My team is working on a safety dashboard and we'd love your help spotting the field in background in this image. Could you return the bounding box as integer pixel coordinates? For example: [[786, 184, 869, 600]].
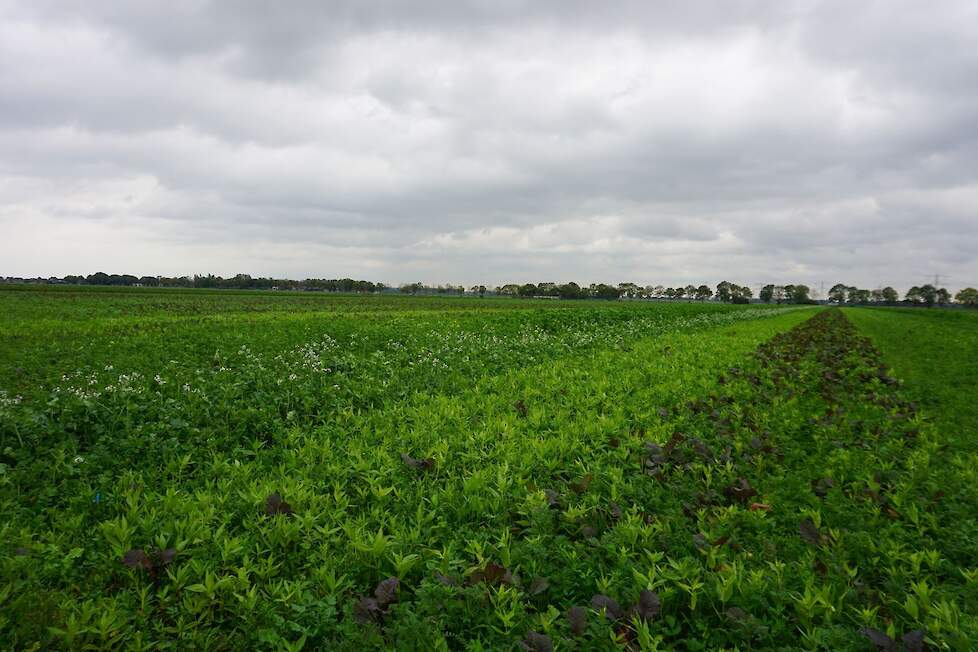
[[1, 289, 976, 650], [846, 308, 978, 445], [0, 286, 761, 392]]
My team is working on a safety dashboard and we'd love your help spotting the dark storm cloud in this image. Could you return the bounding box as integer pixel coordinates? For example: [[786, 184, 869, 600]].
[[1, 0, 976, 290]]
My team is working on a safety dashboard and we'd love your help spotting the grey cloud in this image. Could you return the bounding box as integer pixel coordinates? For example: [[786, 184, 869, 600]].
[[1, 0, 976, 290]]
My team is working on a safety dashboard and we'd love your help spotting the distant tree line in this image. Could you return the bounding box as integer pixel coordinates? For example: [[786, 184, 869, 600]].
[[759, 284, 816, 304], [187, 274, 385, 293], [823, 283, 977, 308], [1, 273, 385, 293], [399, 282, 467, 295], [3, 274, 977, 308], [488, 280, 754, 302]]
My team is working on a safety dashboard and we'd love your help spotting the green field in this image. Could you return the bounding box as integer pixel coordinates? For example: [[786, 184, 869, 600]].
[[845, 308, 978, 447], [1, 288, 976, 650]]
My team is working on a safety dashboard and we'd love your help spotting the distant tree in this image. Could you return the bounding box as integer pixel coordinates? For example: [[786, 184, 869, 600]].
[[229, 273, 254, 289], [782, 284, 795, 304], [936, 288, 951, 306], [918, 284, 938, 307], [87, 272, 110, 285], [955, 287, 978, 307], [828, 283, 848, 304], [731, 284, 752, 304], [715, 281, 733, 303], [790, 284, 811, 304], [160, 276, 192, 288], [650, 285, 666, 299], [537, 282, 559, 297], [518, 283, 538, 297], [592, 284, 622, 300], [497, 284, 520, 297], [772, 285, 786, 304], [558, 282, 586, 299], [760, 284, 775, 303], [881, 286, 898, 304], [673, 286, 686, 301], [617, 282, 641, 299], [194, 274, 220, 289], [138, 276, 160, 287], [696, 285, 713, 301], [904, 284, 944, 307]]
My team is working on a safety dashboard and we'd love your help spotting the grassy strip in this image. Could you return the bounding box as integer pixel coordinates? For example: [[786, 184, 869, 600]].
[[845, 308, 978, 444]]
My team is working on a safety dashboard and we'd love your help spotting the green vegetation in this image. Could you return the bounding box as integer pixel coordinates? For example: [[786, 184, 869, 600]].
[[0, 286, 765, 392], [846, 308, 978, 446], [1, 288, 976, 650]]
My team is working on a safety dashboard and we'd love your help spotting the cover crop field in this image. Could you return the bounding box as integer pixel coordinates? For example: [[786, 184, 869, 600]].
[[1, 287, 976, 650]]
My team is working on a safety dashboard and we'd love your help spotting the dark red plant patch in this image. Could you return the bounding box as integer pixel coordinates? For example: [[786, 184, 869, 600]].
[[121, 547, 177, 579], [434, 572, 458, 587], [591, 594, 623, 620], [662, 431, 685, 455], [724, 478, 757, 504], [122, 549, 152, 571], [528, 576, 549, 595], [566, 605, 588, 635], [811, 477, 835, 498], [354, 577, 400, 624], [400, 452, 435, 472], [468, 562, 515, 587], [799, 518, 826, 547], [514, 399, 528, 418], [859, 627, 926, 652], [629, 589, 661, 621], [570, 473, 593, 494], [520, 631, 553, 652], [543, 489, 561, 509], [264, 493, 293, 516]]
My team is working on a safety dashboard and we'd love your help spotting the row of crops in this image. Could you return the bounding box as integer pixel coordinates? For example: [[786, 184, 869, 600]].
[[1, 298, 975, 649]]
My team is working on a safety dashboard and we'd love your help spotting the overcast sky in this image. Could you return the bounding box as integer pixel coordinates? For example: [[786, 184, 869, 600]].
[[2, 1, 976, 292]]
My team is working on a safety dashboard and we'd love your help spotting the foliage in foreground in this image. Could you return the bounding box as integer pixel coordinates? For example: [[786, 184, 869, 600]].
[[1, 304, 976, 649]]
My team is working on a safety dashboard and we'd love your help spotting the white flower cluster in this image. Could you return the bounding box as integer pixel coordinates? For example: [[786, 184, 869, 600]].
[[291, 335, 338, 373], [0, 390, 23, 408]]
